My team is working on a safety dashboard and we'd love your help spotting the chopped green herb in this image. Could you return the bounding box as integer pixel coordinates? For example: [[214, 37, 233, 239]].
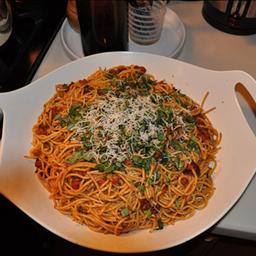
[[143, 158, 151, 172], [174, 157, 184, 170], [121, 208, 129, 217], [157, 218, 164, 230], [160, 151, 170, 165], [104, 72, 116, 79], [170, 140, 183, 151], [54, 114, 66, 127], [68, 104, 81, 117], [114, 161, 124, 170], [54, 67, 213, 176], [95, 162, 115, 173], [175, 198, 181, 209], [132, 155, 143, 166], [100, 155, 108, 163], [184, 114, 196, 124], [97, 88, 110, 95], [147, 171, 160, 185], [144, 210, 153, 218], [81, 136, 93, 149], [136, 183, 145, 193], [165, 175, 170, 185], [157, 131, 165, 141], [65, 150, 94, 164], [175, 93, 187, 108], [132, 155, 151, 172], [187, 136, 200, 154], [65, 151, 82, 164]]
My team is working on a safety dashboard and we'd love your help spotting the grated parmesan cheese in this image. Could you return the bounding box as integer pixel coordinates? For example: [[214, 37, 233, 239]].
[[70, 92, 187, 163]]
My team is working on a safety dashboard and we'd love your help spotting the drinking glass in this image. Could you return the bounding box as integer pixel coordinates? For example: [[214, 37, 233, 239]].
[[129, 0, 167, 45], [75, 0, 128, 56]]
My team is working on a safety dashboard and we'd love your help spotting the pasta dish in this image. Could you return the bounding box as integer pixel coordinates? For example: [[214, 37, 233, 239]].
[[28, 65, 221, 235]]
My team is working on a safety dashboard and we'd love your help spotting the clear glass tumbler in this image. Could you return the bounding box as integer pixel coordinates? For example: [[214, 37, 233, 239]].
[[129, 0, 167, 45]]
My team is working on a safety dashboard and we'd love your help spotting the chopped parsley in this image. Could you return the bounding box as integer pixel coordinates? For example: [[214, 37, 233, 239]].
[[60, 68, 206, 175], [121, 208, 129, 217]]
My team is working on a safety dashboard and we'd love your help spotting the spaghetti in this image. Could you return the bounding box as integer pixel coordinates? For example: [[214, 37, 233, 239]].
[[28, 65, 221, 235]]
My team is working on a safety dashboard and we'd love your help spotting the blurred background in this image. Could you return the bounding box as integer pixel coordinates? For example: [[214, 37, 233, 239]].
[[0, 0, 67, 93]]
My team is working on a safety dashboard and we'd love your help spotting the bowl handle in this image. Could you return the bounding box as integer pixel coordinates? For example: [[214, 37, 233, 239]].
[[232, 80, 256, 138], [0, 92, 13, 111], [237, 80, 256, 102], [0, 92, 17, 143]]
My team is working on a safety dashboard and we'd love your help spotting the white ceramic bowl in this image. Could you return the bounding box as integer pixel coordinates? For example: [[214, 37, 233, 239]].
[[0, 52, 255, 253]]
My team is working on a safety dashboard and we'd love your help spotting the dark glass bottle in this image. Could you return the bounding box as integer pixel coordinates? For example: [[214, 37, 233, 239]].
[[75, 0, 128, 56]]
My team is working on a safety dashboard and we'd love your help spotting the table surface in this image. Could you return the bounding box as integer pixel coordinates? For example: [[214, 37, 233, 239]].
[[33, 1, 256, 241]]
